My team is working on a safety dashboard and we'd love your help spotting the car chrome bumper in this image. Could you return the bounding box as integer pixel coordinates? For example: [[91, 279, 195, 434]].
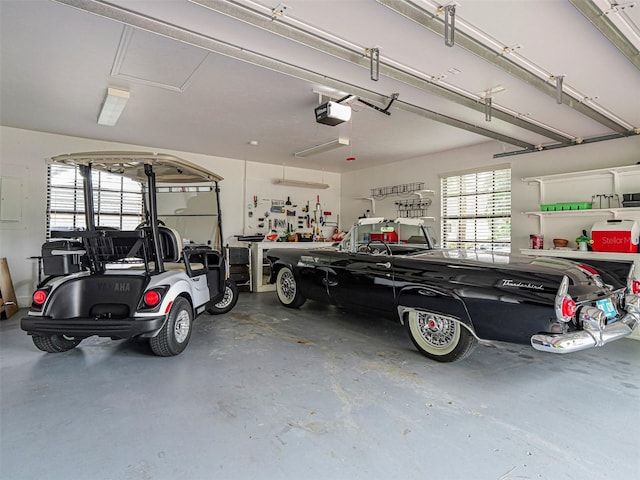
[[531, 311, 639, 354]]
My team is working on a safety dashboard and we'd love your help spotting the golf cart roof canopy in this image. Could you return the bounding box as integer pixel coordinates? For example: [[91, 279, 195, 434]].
[[50, 151, 223, 183]]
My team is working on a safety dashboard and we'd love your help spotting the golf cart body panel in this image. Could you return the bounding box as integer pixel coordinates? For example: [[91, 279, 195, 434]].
[[21, 151, 237, 356]]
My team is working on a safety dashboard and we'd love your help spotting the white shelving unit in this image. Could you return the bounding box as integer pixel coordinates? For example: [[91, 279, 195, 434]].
[[521, 164, 640, 235], [357, 197, 376, 215], [522, 165, 640, 202], [521, 164, 640, 341], [523, 207, 640, 233]]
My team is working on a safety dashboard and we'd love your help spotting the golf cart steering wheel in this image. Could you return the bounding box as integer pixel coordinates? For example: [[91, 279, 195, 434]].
[[136, 219, 165, 229]]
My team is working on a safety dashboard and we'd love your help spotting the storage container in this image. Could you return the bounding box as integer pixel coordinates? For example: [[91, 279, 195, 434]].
[[529, 234, 544, 249], [41, 240, 86, 275], [298, 233, 314, 242], [591, 220, 639, 253], [540, 202, 592, 211], [622, 193, 640, 208], [370, 231, 399, 243]]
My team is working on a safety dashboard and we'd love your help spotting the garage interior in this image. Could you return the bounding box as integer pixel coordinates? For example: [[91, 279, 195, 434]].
[[1, 1, 639, 479]]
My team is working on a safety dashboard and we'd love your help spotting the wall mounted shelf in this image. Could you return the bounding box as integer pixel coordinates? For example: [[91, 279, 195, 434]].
[[357, 197, 376, 215], [524, 207, 640, 218], [522, 164, 640, 204], [522, 164, 640, 235], [370, 182, 425, 198]]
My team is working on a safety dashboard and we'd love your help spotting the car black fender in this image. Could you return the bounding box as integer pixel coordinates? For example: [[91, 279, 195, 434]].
[[395, 284, 478, 338], [268, 259, 295, 285]]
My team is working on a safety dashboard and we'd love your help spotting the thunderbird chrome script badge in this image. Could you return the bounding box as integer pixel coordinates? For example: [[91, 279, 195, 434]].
[[501, 279, 544, 290]]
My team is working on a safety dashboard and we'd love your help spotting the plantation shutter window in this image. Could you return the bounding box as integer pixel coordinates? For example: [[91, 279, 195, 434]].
[[440, 166, 511, 252], [47, 163, 144, 237]]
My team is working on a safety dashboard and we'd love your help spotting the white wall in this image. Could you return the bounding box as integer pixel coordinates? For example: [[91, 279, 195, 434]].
[[341, 136, 640, 249], [2, 124, 638, 305], [0, 126, 340, 304]]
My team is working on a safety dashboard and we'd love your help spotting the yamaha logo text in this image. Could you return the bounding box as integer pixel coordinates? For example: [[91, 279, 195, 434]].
[[98, 281, 131, 292]]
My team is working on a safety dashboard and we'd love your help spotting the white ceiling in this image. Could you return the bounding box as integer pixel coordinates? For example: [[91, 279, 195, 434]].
[[1, 0, 639, 173]]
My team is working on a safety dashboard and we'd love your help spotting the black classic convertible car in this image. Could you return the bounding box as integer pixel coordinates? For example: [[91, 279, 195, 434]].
[[267, 218, 640, 362]]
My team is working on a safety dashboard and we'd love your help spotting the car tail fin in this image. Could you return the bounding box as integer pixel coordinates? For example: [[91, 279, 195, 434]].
[[627, 263, 640, 294], [555, 276, 576, 323]]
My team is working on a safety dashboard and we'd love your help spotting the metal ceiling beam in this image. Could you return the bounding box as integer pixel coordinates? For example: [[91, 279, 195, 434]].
[[52, 0, 535, 149], [494, 130, 639, 158], [189, 0, 569, 143], [377, 0, 632, 135], [568, 0, 640, 71]]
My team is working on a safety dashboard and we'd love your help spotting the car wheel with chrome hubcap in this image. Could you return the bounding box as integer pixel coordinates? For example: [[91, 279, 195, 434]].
[[276, 266, 306, 308], [406, 311, 476, 362]]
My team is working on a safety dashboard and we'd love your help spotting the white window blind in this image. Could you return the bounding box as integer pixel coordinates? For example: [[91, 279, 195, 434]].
[[47, 163, 144, 236], [441, 166, 511, 252]]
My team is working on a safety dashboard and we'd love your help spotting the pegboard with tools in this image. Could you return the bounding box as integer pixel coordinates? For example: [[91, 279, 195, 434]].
[[245, 193, 338, 240]]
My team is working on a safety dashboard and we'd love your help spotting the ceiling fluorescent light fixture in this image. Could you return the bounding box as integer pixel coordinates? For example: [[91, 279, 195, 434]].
[[276, 179, 329, 189], [98, 87, 130, 126], [294, 137, 349, 158]]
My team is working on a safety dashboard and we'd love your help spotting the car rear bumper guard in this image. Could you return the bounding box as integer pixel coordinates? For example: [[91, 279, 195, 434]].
[[531, 295, 640, 354], [21, 315, 167, 340]]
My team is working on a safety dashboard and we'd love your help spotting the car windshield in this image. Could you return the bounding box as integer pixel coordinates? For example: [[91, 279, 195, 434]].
[[156, 184, 220, 246], [340, 218, 432, 253]]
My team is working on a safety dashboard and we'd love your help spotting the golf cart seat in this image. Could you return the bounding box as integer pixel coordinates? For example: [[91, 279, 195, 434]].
[[158, 226, 182, 262]]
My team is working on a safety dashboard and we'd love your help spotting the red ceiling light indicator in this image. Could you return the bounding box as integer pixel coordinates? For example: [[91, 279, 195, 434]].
[[346, 156, 356, 161]]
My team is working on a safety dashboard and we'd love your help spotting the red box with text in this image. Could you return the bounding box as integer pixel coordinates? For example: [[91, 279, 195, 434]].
[[591, 220, 639, 253]]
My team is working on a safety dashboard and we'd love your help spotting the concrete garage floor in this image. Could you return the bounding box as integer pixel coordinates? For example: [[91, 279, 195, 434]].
[[1, 291, 638, 480]]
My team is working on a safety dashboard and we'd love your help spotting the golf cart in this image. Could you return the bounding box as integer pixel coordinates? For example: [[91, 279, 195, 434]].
[[21, 151, 238, 356]]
